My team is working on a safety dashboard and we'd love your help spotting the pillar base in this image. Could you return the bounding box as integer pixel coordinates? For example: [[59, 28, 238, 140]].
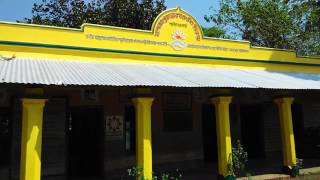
[[282, 166, 299, 177], [217, 174, 236, 180]]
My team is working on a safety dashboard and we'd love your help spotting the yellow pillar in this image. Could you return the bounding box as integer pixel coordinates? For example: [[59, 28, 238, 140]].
[[211, 96, 233, 178], [274, 97, 297, 169], [20, 98, 47, 180], [132, 97, 154, 180]]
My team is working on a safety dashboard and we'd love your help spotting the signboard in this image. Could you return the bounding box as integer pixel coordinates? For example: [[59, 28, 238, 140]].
[[0, 7, 253, 62], [84, 8, 249, 54], [0, 7, 316, 66]]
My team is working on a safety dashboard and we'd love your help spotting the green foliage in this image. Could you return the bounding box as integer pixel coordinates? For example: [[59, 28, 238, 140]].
[[205, 0, 320, 56], [128, 167, 145, 180], [228, 140, 248, 177], [202, 26, 227, 38], [127, 167, 182, 180], [296, 158, 304, 170], [21, 0, 166, 30], [291, 158, 304, 177]]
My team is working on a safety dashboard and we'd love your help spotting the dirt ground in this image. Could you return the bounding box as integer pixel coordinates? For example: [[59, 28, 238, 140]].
[[237, 167, 320, 180]]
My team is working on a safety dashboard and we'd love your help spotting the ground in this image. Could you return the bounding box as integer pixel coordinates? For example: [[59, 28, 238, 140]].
[[238, 167, 320, 180]]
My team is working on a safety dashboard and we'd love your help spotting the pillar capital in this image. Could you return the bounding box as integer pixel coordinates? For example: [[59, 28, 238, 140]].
[[208, 88, 233, 96], [274, 97, 294, 105], [210, 96, 233, 105], [25, 88, 44, 96], [132, 97, 154, 106], [21, 98, 47, 106], [133, 88, 152, 97]]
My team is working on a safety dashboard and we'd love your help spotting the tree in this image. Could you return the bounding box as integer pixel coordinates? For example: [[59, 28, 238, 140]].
[[202, 26, 227, 38], [21, 0, 166, 30], [205, 0, 320, 56], [291, 0, 320, 56]]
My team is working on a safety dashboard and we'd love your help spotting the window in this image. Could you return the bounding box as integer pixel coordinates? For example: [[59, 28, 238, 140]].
[[124, 105, 136, 154], [162, 93, 193, 132], [163, 111, 192, 132]]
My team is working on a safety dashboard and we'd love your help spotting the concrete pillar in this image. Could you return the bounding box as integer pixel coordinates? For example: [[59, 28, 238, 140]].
[[132, 97, 154, 180], [20, 98, 47, 180], [274, 97, 297, 171], [211, 96, 233, 178]]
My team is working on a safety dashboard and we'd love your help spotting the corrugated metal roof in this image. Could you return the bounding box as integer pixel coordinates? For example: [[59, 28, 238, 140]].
[[1, 58, 320, 89]]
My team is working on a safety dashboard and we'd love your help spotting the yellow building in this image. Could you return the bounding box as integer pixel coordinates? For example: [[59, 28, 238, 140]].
[[0, 8, 319, 180]]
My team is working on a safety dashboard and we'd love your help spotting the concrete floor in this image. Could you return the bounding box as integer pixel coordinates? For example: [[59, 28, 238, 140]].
[[103, 158, 320, 180], [1, 158, 319, 180]]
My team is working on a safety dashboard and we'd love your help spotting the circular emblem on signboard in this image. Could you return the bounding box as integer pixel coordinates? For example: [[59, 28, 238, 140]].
[[171, 30, 187, 51], [172, 29, 186, 41]]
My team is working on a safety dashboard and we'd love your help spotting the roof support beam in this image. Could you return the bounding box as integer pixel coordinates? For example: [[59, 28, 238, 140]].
[[132, 97, 154, 180], [211, 96, 234, 179], [20, 98, 47, 180], [274, 97, 297, 176]]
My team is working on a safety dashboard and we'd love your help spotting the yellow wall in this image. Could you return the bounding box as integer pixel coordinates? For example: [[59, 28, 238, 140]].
[[0, 8, 319, 73]]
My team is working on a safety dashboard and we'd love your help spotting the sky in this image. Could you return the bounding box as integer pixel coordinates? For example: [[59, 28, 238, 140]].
[[0, 0, 218, 27]]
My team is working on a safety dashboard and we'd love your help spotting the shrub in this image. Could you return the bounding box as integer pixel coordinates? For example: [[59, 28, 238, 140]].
[[228, 140, 248, 177], [127, 167, 182, 180]]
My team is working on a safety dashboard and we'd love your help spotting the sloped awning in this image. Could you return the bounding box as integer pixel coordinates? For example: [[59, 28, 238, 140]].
[[1, 58, 320, 89]]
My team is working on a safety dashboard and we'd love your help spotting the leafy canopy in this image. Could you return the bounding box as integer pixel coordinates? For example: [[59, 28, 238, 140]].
[[202, 26, 227, 39], [205, 0, 320, 56], [22, 0, 166, 30]]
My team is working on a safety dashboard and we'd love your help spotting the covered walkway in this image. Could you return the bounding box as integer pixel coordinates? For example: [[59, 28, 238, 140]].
[[1, 58, 320, 89]]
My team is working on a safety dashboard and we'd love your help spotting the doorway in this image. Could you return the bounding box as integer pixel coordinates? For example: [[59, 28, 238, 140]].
[[0, 108, 11, 180], [291, 104, 307, 158], [201, 104, 218, 162], [69, 107, 105, 178], [240, 105, 265, 159]]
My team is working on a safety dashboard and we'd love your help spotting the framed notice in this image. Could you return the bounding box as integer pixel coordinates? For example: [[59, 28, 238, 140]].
[[81, 88, 98, 102], [106, 115, 124, 139]]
